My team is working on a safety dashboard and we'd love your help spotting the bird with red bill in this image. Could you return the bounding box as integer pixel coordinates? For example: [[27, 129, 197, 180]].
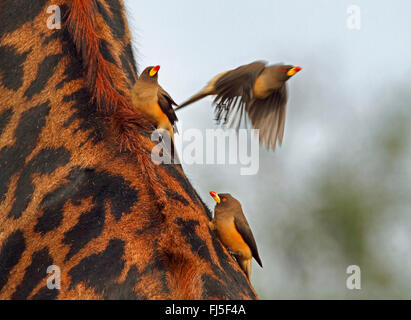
[[209, 191, 262, 280], [176, 61, 302, 150]]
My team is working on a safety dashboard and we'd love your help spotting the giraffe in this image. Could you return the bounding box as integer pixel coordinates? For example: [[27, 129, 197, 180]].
[[0, 0, 258, 299]]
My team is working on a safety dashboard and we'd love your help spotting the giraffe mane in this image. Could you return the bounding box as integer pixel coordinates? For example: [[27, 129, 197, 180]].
[[66, 0, 166, 203], [66, 0, 153, 152]]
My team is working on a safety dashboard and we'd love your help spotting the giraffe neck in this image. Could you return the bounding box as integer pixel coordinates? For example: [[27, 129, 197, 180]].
[[0, 0, 258, 300]]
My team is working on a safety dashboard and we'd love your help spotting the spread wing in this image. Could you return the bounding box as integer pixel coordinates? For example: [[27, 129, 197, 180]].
[[246, 85, 287, 150], [213, 61, 267, 128], [158, 86, 179, 130], [233, 211, 263, 268]]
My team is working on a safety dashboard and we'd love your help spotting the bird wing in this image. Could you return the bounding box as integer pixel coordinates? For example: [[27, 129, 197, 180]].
[[246, 84, 288, 150], [213, 61, 267, 129], [158, 86, 179, 130], [233, 211, 263, 268]]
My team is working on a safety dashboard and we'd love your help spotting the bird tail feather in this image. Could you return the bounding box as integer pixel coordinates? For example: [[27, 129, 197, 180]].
[[175, 90, 210, 110], [239, 258, 252, 280]]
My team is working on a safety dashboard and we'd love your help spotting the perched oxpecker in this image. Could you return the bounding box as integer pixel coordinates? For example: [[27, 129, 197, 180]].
[[209, 191, 262, 280]]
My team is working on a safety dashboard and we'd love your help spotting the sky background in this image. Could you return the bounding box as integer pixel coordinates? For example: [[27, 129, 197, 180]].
[[125, 0, 411, 299]]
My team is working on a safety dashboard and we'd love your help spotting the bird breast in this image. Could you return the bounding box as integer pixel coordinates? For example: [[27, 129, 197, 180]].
[[132, 82, 157, 107], [253, 68, 283, 99], [131, 82, 170, 125], [214, 216, 252, 259]]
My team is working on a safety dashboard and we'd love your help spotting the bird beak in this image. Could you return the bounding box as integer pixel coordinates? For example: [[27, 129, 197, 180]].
[[149, 65, 160, 77], [287, 66, 302, 77], [209, 191, 221, 204]]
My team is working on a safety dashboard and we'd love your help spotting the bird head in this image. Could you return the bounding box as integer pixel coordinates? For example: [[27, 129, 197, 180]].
[[273, 65, 302, 81], [139, 65, 160, 82], [209, 191, 241, 209]]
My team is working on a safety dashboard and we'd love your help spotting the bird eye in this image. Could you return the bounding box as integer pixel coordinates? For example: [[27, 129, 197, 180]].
[[145, 71, 148, 75], [282, 68, 287, 73], [222, 198, 227, 202]]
